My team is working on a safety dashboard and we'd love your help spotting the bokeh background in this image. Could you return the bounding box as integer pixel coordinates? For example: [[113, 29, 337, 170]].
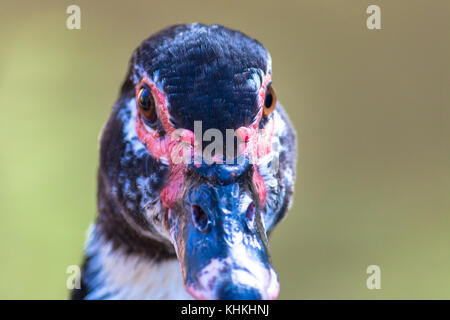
[[0, 0, 449, 299]]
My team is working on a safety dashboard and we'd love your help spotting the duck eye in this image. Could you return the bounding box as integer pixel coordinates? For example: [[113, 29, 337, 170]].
[[263, 84, 277, 117], [137, 86, 157, 124]]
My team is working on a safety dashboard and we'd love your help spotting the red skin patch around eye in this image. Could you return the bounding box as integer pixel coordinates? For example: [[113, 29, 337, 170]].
[[135, 76, 191, 208], [135, 73, 274, 208]]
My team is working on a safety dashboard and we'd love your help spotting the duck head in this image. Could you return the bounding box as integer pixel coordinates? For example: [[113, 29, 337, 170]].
[[94, 24, 297, 300]]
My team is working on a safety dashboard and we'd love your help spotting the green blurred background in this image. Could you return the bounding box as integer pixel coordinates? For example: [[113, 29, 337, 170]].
[[0, 0, 449, 299]]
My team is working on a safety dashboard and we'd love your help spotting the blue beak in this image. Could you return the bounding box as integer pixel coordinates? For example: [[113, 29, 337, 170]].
[[169, 174, 279, 300]]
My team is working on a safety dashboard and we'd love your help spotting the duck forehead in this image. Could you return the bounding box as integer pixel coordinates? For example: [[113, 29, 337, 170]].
[[165, 68, 264, 133], [136, 24, 270, 79]]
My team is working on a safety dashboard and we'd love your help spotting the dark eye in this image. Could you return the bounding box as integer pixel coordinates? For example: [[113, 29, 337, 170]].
[[137, 85, 157, 124], [263, 84, 277, 117]]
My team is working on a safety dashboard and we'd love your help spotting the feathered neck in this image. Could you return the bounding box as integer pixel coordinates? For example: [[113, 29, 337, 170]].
[[81, 225, 191, 300]]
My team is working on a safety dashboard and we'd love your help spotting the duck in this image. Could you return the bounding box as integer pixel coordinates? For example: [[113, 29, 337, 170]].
[[71, 23, 297, 300]]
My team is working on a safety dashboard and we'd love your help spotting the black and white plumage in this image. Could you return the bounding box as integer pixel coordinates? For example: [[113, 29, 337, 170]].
[[72, 23, 297, 300]]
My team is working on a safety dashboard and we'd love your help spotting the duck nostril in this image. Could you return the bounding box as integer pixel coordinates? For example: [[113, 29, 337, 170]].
[[191, 205, 210, 232], [245, 202, 256, 230]]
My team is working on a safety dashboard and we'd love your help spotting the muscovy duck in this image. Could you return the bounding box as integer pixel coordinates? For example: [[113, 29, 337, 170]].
[[72, 23, 297, 300]]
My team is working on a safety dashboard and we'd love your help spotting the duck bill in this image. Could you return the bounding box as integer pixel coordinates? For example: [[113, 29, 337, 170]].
[[168, 182, 279, 300]]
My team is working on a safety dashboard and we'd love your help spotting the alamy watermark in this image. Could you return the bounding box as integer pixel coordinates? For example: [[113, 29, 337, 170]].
[[66, 265, 81, 289], [66, 5, 81, 30], [158, 120, 280, 173], [366, 265, 381, 290], [366, 5, 381, 30]]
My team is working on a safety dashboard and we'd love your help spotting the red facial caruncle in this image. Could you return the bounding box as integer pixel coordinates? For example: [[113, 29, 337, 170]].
[[134, 73, 276, 209]]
